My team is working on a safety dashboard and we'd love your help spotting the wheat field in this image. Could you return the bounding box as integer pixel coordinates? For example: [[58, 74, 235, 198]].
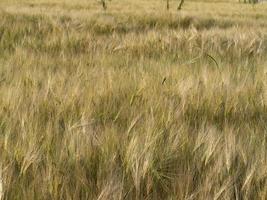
[[0, 0, 267, 199]]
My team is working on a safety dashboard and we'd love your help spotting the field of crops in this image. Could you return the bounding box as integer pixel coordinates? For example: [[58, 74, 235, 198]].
[[0, 0, 267, 199]]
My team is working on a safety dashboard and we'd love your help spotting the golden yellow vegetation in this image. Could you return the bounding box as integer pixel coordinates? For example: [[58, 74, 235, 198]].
[[0, 0, 267, 199]]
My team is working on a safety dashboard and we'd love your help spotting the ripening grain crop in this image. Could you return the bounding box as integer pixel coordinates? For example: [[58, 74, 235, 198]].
[[0, 0, 267, 199]]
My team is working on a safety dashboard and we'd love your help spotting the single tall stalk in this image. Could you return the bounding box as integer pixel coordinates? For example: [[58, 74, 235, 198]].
[[177, 0, 184, 10], [101, 0, 107, 10]]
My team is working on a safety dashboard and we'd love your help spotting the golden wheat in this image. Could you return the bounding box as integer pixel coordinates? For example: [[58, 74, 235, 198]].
[[0, 0, 267, 199]]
